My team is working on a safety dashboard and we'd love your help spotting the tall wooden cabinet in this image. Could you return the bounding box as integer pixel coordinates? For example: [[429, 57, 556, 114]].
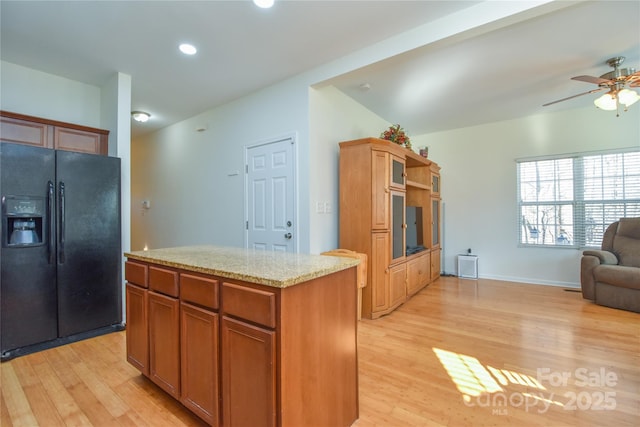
[[339, 137, 441, 319]]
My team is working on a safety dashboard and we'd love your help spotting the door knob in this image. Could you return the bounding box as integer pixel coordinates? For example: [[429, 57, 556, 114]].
[[284, 233, 292, 239]]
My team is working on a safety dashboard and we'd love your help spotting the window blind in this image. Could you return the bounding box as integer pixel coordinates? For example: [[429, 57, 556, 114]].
[[517, 149, 640, 248]]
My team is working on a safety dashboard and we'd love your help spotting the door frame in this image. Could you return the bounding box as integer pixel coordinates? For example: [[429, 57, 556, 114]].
[[244, 132, 298, 252]]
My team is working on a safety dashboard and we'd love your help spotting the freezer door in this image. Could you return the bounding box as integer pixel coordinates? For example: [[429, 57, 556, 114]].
[[56, 151, 121, 337], [1, 142, 58, 353]]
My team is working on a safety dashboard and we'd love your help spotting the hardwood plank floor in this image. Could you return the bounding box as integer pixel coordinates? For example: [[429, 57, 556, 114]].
[[2, 277, 638, 426]]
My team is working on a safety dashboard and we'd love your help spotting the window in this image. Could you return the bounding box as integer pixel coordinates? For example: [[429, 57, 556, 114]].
[[517, 149, 640, 248]]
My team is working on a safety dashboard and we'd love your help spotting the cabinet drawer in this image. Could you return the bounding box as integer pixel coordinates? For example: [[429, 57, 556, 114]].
[[222, 282, 276, 328], [149, 266, 179, 297], [181, 273, 219, 310], [125, 261, 148, 288]]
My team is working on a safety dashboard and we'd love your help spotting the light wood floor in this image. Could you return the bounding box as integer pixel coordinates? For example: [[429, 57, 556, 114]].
[[2, 277, 639, 426]]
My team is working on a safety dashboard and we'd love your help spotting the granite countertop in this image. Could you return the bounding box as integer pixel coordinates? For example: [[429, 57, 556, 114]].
[[124, 245, 360, 288]]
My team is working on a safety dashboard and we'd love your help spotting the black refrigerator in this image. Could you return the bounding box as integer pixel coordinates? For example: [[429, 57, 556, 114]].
[[1, 142, 123, 360]]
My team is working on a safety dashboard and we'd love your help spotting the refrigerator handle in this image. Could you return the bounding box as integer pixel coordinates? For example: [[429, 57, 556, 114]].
[[48, 181, 55, 264], [59, 181, 65, 264]]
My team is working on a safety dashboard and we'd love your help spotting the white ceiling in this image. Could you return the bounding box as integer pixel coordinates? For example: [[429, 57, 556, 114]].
[[1, 1, 639, 139]]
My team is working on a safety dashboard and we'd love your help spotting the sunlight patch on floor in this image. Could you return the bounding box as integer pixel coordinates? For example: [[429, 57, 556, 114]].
[[433, 347, 549, 398]]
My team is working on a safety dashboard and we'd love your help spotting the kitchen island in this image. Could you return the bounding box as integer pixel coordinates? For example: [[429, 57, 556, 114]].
[[124, 245, 360, 427]]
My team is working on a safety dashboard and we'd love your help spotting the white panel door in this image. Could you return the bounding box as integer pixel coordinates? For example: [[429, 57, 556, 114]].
[[246, 137, 296, 252]]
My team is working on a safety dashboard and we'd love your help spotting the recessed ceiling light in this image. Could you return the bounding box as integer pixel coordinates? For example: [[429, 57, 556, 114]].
[[179, 43, 197, 55], [253, 0, 274, 9]]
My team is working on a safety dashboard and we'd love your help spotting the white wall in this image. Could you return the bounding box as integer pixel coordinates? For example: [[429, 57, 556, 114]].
[[1, 61, 101, 127], [131, 75, 312, 252], [411, 105, 640, 287], [308, 85, 389, 254]]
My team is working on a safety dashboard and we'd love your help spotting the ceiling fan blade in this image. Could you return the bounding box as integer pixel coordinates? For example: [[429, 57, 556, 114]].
[[571, 75, 611, 85], [542, 88, 605, 107], [627, 71, 640, 87]]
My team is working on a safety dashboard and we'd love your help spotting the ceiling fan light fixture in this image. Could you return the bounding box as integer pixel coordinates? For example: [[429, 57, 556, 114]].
[[593, 93, 617, 111], [617, 88, 640, 107]]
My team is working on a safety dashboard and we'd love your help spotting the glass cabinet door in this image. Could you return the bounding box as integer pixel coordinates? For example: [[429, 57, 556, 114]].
[[431, 198, 440, 246], [431, 173, 440, 194], [391, 156, 405, 189], [392, 191, 405, 260]]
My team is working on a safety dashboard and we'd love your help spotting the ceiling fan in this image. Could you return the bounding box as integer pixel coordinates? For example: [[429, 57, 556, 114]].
[[543, 56, 640, 115]]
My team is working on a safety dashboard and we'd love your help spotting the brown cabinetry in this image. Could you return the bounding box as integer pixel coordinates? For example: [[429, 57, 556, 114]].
[[125, 261, 149, 374], [181, 302, 219, 425], [148, 291, 180, 399], [179, 273, 219, 425], [371, 150, 390, 230], [0, 111, 108, 155], [340, 137, 442, 318], [221, 281, 277, 427], [407, 251, 430, 296], [221, 316, 276, 427], [370, 232, 390, 313], [125, 257, 358, 427], [389, 263, 407, 308]]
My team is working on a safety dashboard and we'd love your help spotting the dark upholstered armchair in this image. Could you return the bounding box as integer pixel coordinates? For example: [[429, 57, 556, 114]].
[[580, 218, 640, 312]]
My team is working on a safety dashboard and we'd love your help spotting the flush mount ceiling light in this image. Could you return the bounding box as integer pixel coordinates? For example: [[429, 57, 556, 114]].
[[131, 111, 151, 123], [253, 0, 274, 8], [544, 56, 640, 117], [179, 43, 197, 55]]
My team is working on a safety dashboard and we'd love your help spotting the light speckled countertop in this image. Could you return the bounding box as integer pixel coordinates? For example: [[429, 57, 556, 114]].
[[124, 245, 360, 288]]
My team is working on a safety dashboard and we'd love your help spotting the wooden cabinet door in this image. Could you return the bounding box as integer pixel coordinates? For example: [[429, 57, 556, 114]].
[[370, 232, 390, 315], [389, 263, 407, 309], [407, 252, 430, 296], [149, 291, 180, 399], [221, 316, 276, 427], [181, 302, 219, 427], [54, 126, 107, 155], [371, 150, 390, 230], [125, 283, 148, 375], [0, 116, 52, 148], [431, 248, 441, 280]]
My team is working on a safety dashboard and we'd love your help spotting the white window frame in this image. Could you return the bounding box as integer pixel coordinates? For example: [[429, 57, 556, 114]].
[[517, 148, 640, 249]]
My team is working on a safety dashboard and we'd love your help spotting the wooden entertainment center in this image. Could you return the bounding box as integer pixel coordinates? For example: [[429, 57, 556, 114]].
[[339, 137, 441, 319]]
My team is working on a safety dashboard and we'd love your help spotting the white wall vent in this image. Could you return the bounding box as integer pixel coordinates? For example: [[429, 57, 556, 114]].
[[457, 255, 478, 279]]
